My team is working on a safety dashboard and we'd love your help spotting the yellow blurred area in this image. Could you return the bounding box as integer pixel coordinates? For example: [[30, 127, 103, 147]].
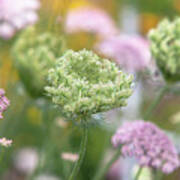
[[41, 0, 117, 18], [27, 107, 42, 125], [140, 13, 161, 34], [174, 0, 180, 11], [0, 50, 18, 89]]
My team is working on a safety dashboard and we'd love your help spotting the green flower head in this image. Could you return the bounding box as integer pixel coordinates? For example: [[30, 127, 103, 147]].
[[148, 18, 180, 82], [13, 26, 66, 97], [45, 49, 133, 119]]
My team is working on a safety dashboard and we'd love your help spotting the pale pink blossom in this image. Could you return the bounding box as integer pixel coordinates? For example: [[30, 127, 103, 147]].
[[61, 152, 79, 162], [65, 7, 118, 38], [96, 35, 151, 72], [0, 0, 40, 39], [0, 137, 12, 147]]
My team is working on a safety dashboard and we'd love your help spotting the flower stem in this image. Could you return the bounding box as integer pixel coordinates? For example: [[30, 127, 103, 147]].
[[144, 85, 169, 120], [68, 125, 88, 180], [155, 170, 163, 180], [93, 148, 121, 180], [134, 167, 143, 180]]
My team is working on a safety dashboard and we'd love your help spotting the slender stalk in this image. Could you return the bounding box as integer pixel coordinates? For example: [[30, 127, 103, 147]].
[[154, 170, 163, 180], [134, 167, 143, 180], [93, 148, 121, 180], [68, 125, 88, 180], [144, 85, 169, 120]]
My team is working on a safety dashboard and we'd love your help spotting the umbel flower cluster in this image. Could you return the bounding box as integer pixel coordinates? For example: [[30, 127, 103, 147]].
[[45, 49, 133, 119], [0, 89, 10, 119], [13, 26, 66, 97], [149, 18, 180, 82], [0, 0, 40, 39], [112, 121, 180, 174]]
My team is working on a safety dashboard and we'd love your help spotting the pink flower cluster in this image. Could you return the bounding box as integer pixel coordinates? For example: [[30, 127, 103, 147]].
[[96, 35, 151, 73], [112, 121, 180, 174], [0, 89, 10, 119], [65, 7, 118, 38], [0, 137, 12, 147], [0, 0, 40, 39]]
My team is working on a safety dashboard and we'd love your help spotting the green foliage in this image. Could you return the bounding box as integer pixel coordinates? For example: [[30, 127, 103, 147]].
[[149, 18, 180, 82], [45, 49, 133, 119], [12, 26, 66, 97]]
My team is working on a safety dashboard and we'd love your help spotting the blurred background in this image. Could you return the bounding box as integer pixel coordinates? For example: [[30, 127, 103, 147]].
[[0, 0, 180, 180]]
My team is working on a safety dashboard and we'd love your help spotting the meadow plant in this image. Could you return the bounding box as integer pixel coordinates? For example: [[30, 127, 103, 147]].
[[0, 89, 10, 119], [65, 7, 118, 38], [0, 89, 12, 147], [45, 49, 133, 179], [96, 35, 151, 73], [149, 18, 180, 82], [112, 121, 180, 174], [13, 26, 66, 97], [0, 0, 40, 39]]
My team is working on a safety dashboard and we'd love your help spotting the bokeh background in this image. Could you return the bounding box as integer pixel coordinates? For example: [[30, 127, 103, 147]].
[[0, 0, 180, 180]]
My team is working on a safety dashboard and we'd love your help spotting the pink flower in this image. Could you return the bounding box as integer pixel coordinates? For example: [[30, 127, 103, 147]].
[[112, 120, 180, 174], [96, 35, 151, 73], [0, 0, 40, 39], [0, 137, 12, 147], [61, 152, 79, 162], [64, 7, 118, 38], [0, 89, 10, 119]]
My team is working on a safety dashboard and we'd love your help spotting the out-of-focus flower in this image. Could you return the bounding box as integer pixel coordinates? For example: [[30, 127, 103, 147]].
[[0, 137, 12, 147], [45, 49, 133, 120], [0, 0, 40, 39], [112, 120, 180, 174], [56, 117, 68, 128], [96, 35, 151, 73], [61, 152, 79, 162], [13, 26, 66, 97], [14, 148, 38, 174], [0, 89, 10, 119], [106, 158, 122, 180], [64, 7, 118, 38], [35, 174, 60, 180], [149, 18, 180, 82]]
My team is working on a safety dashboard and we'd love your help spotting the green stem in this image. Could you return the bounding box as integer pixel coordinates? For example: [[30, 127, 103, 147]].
[[134, 167, 143, 180], [93, 148, 121, 180], [68, 125, 88, 180], [28, 101, 52, 180], [144, 85, 169, 120], [154, 170, 163, 180]]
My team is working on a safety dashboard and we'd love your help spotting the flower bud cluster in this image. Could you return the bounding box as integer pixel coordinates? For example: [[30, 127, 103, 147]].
[[13, 27, 66, 97], [112, 121, 180, 174], [0, 89, 10, 119], [45, 49, 133, 118], [149, 18, 180, 82]]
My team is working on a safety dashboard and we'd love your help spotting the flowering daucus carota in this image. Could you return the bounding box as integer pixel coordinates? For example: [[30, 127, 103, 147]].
[[148, 18, 180, 82], [13, 26, 66, 97], [96, 35, 151, 73], [45, 49, 133, 119], [65, 7, 118, 38], [112, 120, 180, 174], [0, 0, 40, 39], [0, 89, 10, 119]]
